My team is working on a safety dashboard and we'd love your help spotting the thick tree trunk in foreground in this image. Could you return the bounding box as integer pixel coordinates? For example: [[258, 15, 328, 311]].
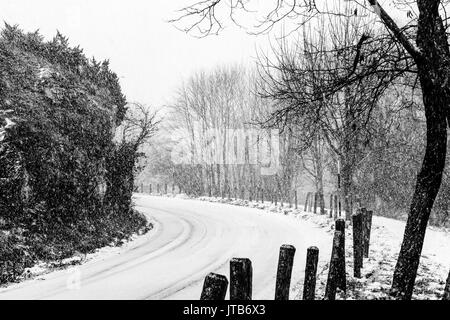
[[390, 91, 447, 299], [391, 1, 450, 299]]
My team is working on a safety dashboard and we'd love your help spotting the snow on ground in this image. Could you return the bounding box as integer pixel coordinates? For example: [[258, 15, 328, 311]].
[[0, 196, 333, 299], [15, 216, 157, 284], [3, 192, 448, 299], [157, 193, 450, 300]]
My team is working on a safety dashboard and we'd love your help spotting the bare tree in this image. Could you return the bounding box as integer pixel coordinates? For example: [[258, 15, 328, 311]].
[[117, 102, 160, 151], [172, 0, 450, 299], [257, 8, 397, 220]]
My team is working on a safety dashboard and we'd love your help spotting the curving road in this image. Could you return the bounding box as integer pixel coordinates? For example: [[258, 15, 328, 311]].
[[0, 195, 333, 300]]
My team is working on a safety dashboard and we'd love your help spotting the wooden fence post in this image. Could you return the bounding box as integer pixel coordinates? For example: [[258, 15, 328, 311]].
[[230, 258, 252, 300], [352, 211, 364, 278], [329, 194, 333, 218], [320, 193, 325, 215], [336, 218, 345, 233], [350, 195, 353, 216], [294, 190, 298, 210], [313, 193, 318, 214], [360, 208, 367, 254], [364, 210, 373, 258], [200, 273, 228, 300], [334, 195, 338, 219], [443, 270, 450, 300], [275, 244, 296, 300], [303, 246, 319, 300], [325, 231, 343, 300], [335, 219, 346, 292], [304, 192, 309, 211]]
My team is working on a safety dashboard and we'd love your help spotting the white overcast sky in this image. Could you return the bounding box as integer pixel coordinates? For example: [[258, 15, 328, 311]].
[[0, 0, 272, 108], [0, 1, 408, 108]]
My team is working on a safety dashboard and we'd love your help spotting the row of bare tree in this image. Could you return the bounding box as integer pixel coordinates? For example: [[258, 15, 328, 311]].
[[145, 0, 450, 299]]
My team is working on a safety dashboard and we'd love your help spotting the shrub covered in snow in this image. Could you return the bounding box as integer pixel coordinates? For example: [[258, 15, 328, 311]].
[[0, 24, 148, 284]]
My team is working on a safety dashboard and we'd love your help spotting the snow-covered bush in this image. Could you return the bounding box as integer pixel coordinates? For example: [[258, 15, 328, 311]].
[[0, 24, 148, 283]]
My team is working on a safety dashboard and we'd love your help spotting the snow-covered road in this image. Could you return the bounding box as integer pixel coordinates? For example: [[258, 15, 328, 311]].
[[0, 195, 333, 300]]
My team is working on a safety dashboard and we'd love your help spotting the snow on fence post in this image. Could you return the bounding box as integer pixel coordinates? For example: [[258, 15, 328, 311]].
[[325, 231, 343, 300], [363, 210, 373, 258], [230, 258, 252, 300], [335, 219, 346, 292], [352, 211, 364, 278], [274, 244, 296, 300], [303, 246, 319, 300], [443, 270, 450, 300], [304, 192, 310, 211], [200, 273, 228, 300]]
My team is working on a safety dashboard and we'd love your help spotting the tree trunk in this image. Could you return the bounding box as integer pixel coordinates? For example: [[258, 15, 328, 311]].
[[390, 91, 447, 299], [391, 3, 450, 299], [341, 161, 353, 221]]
